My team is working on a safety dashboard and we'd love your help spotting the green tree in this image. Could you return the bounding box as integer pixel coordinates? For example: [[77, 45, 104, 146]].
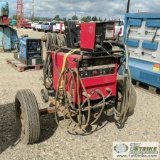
[[72, 15, 78, 20], [54, 15, 61, 21], [81, 17, 87, 22], [86, 16, 91, 22], [82, 16, 91, 22], [92, 16, 98, 21]]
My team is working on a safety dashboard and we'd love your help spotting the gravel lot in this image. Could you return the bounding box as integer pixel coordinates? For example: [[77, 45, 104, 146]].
[[0, 28, 160, 160]]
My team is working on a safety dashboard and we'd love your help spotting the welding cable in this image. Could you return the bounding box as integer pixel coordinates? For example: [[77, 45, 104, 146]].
[[45, 33, 52, 51], [120, 44, 131, 123], [121, 68, 132, 123], [76, 72, 91, 129], [50, 33, 66, 50], [90, 89, 105, 125], [68, 68, 91, 129], [69, 68, 112, 130], [43, 34, 66, 87], [59, 68, 91, 130], [74, 68, 82, 127], [54, 49, 80, 127], [70, 70, 112, 130], [63, 71, 79, 126], [43, 52, 53, 89], [90, 89, 112, 125], [54, 68, 81, 128], [51, 33, 58, 50], [115, 71, 131, 125], [57, 34, 66, 47], [43, 48, 61, 89], [45, 33, 66, 51], [114, 44, 132, 125], [66, 68, 91, 128], [114, 69, 127, 124], [54, 68, 67, 127], [42, 49, 60, 90]]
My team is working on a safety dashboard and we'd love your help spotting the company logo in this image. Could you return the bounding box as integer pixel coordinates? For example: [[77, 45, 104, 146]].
[[113, 142, 159, 159], [114, 143, 128, 153]]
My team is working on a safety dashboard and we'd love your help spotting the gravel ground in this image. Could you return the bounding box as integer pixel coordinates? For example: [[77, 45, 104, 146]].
[[0, 28, 160, 160]]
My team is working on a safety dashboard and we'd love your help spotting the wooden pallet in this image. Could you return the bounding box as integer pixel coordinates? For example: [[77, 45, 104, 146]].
[[6, 58, 43, 72], [132, 79, 160, 95]]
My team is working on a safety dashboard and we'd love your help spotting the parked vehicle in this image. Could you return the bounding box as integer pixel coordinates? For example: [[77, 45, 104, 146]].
[[105, 20, 124, 40], [41, 22, 55, 32], [52, 21, 65, 33], [31, 22, 38, 31], [20, 21, 32, 29], [35, 21, 43, 32], [115, 20, 124, 38]]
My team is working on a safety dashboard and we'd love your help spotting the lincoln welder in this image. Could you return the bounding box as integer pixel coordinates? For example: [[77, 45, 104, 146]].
[[14, 21, 136, 144], [16, 35, 42, 65]]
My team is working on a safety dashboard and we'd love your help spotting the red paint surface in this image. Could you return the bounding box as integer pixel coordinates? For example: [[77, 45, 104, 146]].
[[80, 22, 96, 50], [50, 51, 118, 104], [3, 16, 9, 24]]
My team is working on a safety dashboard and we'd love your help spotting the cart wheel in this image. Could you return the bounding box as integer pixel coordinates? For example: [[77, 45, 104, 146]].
[[41, 88, 49, 103], [15, 89, 40, 144]]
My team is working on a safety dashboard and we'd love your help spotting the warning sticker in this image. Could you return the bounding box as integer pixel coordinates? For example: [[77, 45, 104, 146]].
[[153, 63, 160, 71]]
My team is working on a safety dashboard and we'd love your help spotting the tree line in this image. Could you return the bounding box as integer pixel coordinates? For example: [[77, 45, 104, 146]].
[[11, 14, 107, 22]]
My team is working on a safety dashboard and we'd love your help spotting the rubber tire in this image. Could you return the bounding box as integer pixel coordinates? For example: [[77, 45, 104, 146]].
[[117, 76, 137, 114], [15, 89, 40, 144]]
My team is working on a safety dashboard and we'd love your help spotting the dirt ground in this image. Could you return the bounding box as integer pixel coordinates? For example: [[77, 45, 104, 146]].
[[0, 28, 160, 160]]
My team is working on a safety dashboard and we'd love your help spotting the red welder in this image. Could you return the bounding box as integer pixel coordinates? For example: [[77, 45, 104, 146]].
[[42, 21, 136, 130], [15, 21, 136, 144]]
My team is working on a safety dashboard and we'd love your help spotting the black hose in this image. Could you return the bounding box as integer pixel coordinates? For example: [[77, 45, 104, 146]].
[[43, 52, 53, 89]]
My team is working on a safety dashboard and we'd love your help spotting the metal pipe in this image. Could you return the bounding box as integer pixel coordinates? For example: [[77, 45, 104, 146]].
[[32, 0, 34, 21], [126, 0, 130, 13]]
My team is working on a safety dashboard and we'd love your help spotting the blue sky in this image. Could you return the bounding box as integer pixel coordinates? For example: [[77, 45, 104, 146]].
[[8, 0, 160, 19]]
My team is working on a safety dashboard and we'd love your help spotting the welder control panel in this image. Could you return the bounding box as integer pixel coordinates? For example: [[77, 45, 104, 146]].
[[79, 57, 115, 78], [27, 40, 41, 54]]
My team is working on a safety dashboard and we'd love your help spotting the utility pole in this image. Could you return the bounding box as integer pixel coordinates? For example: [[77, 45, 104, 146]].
[[32, 0, 34, 21], [126, 0, 130, 13]]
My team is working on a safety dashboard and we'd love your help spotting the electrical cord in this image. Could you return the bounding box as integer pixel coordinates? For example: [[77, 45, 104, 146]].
[[43, 52, 53, 89], [114, 44, 132, 126], [45, 33, 66, 51]]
